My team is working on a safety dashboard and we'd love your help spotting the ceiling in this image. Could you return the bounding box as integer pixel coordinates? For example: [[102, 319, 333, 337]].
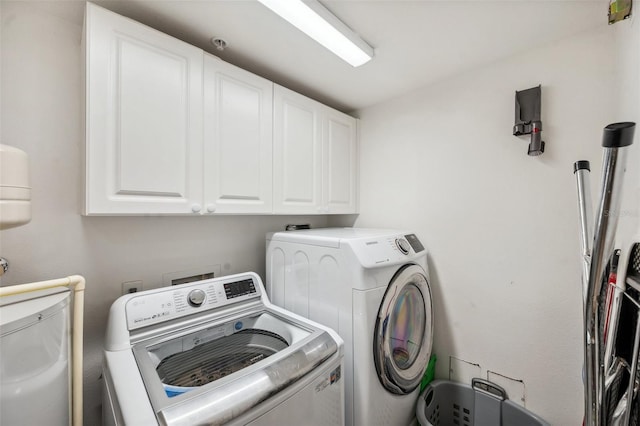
[[42, 0, 608, 113]]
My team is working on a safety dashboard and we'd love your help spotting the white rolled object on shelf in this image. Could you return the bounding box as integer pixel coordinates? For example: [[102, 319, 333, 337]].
[[0, 144, 31, 230]]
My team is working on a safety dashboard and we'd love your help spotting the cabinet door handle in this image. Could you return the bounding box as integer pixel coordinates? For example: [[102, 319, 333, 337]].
[[191, 204, 202, 213], [206, 203, 217, 213]]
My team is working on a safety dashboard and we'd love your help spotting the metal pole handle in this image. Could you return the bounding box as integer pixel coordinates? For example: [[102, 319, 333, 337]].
[[574, 160, 593, 306], [584, 122, 635, 426]]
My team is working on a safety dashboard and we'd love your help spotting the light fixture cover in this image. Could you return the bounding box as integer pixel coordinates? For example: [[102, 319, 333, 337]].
[[257, 0, 374, 67]]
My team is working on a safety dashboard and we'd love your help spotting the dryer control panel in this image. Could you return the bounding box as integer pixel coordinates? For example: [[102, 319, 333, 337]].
[[124, 276, 261, 331], [405, 233, 425, 253], [350, 234, 426, 268]]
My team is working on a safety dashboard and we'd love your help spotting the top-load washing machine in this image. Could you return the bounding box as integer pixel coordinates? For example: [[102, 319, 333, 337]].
[[103, 272, 345, 426], [266, 228, 433, 426]]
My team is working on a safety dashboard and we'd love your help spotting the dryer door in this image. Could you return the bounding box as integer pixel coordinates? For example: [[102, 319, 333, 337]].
[[373, 264, 433, 395]]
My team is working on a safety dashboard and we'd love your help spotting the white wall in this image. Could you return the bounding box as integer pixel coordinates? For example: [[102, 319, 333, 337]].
[[353, 27, 625, 424], [2, 2, 638, 426], [613, 15, 640, 261], [0, 2, 331, 424]]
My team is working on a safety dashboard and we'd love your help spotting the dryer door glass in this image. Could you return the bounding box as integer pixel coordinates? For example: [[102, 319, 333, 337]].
[[374, 264, 433, 395], [389, 283, 425, 369]]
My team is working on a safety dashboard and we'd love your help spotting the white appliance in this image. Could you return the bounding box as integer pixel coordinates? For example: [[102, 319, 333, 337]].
[[266, 228, 434, 426], [0, 288, 71, 426], [103, 272, 345, 426]]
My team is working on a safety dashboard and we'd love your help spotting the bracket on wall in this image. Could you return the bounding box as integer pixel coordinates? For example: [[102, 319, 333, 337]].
[[513, 85, 545, 156], [608, 0, 633, 24]]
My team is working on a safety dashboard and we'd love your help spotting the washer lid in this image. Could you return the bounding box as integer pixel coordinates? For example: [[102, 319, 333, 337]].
[[133, 309, 340, 426], [374, 264, 433, 395]]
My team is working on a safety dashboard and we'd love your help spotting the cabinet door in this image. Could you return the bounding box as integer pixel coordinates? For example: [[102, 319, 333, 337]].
[[322, 108, 358, 214], [84, 3, 203, 215], [273, 85, 323, 214], [203, 55, 273, 214]]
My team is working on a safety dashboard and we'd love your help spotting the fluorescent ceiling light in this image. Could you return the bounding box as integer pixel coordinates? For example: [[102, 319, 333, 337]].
[[257, 0, 374, 67]]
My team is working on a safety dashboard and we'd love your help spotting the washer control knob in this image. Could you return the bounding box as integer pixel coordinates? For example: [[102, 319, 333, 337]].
[[396, 238, 411, 255], [187, 289, 206, 307]]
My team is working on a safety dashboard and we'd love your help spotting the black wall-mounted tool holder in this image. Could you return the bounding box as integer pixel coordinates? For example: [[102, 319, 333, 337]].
[[513, 85, 545, 156]]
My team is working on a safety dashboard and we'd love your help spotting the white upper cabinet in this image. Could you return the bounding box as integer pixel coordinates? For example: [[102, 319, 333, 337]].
[[273, 85, 323, 214], [203, 55, 273, 214], [323, 107, 358, 214], [273, 85, 358, 214], [84, 3, 203, 215], [84, 4, 357, 216]]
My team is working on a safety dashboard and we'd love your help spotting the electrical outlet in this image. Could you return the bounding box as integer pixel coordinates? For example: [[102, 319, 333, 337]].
[[122, 280, 142, 295]]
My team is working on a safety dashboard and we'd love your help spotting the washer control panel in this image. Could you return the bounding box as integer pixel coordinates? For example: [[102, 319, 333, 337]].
[[125, 277, 260, 330], [224, 279, 257, 299], [187, 289, 206, 307]]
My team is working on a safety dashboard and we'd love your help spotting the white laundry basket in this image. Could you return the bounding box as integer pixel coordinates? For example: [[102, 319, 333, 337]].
[[416, 379, 550, 426]]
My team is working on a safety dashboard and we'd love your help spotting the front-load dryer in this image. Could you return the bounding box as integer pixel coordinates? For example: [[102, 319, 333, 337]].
[[266, 228, 433, 426], [102, 272, 345, 426]]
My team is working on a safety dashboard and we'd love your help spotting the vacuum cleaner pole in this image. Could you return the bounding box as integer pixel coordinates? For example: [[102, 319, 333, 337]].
[[581, 122, 635, 426]]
